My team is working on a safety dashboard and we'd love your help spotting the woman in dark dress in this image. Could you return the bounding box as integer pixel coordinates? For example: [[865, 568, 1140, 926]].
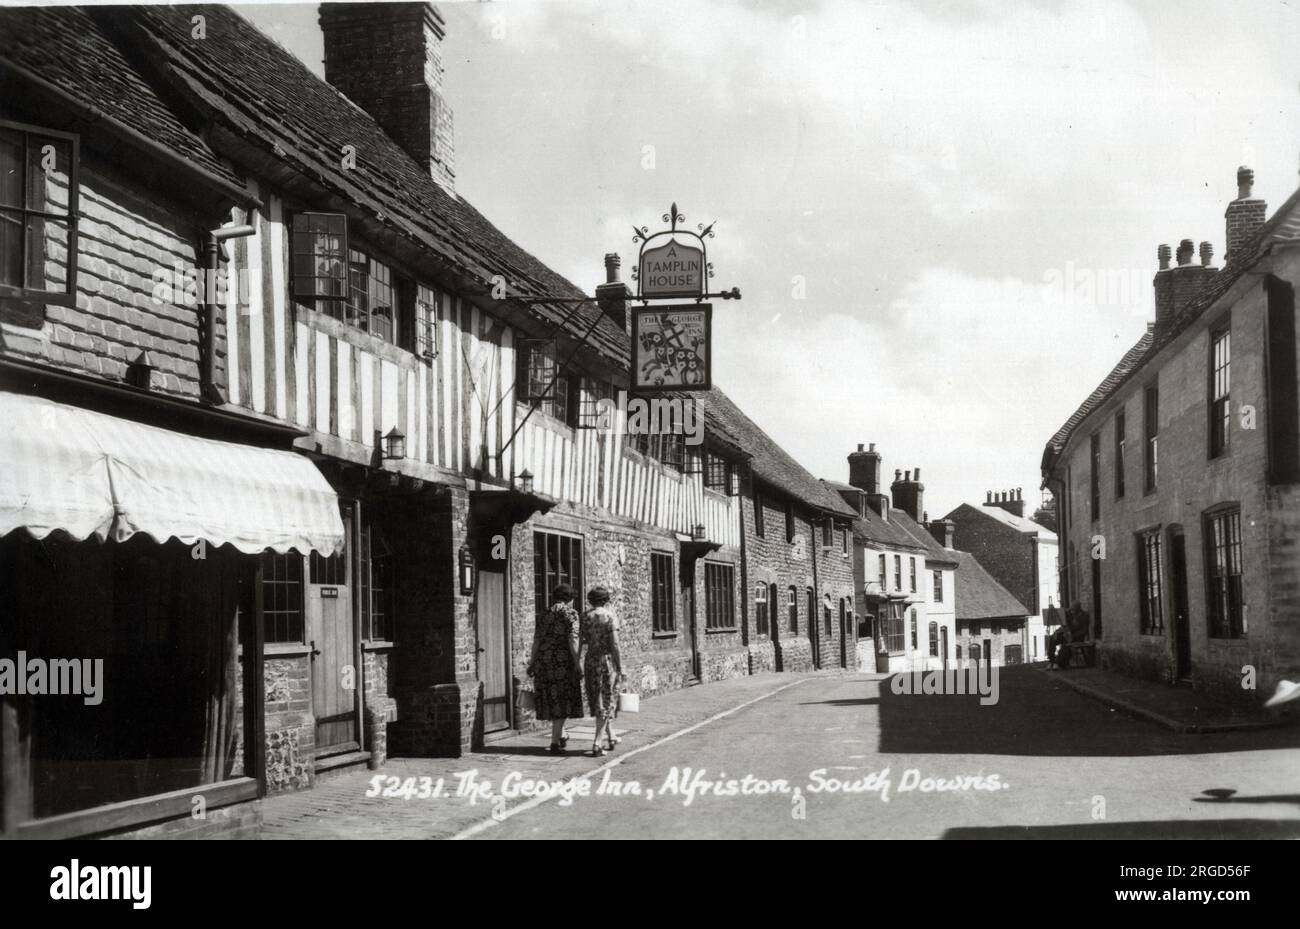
[[526, 585, 584, 752]]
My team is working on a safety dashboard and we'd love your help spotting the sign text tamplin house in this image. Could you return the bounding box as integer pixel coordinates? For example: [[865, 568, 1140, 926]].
[[638, 240, 704, 299]]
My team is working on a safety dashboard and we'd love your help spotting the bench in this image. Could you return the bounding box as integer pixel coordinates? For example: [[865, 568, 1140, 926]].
[[1067, 641, 1097, 668]]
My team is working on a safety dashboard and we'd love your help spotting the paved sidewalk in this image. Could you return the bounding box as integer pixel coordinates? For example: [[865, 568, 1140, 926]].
[[263, 670, 857, 839], [1040, 665, 1296, 733]]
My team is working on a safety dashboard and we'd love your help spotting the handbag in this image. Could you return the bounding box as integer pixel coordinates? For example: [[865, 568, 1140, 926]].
[[617, 690, 640, 714]]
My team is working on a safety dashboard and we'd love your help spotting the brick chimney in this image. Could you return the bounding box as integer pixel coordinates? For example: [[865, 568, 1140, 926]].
[[928, 518, 955, 550], [596, 253, 630, 334], [848, 443, 881, 494], [1168, 237, 1216, 325], [1224, 166, 1266, 263], [891, 468, 924, 523], [320, 3, 456, 195], [985, 487, 1026, 519], [1152, 243, 1173, 331]]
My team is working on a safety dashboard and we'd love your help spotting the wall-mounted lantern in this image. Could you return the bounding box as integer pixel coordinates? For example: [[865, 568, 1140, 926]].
[[382, 426, 406, 461], [692, 523, 707, 541], [518, 469, 534, 495], [459, 544, 475, 595]]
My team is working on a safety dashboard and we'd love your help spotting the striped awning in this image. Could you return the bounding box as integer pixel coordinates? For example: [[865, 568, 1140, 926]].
[[0, 392, 344, 555]]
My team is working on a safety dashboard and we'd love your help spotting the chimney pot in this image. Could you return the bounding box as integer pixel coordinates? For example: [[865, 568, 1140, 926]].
[[986, 491, 993, 503], [604, 253, 621, 284], [895, 469, 902, 481], [914, 467, 921, 480], [1199, 241, 1214, 267], [869, 442, 876, 452], [904, 470, 911, 482], [857, 443, 864, 452], [1237, 165, 1255, 200], [1157, 243, 1172, 271], [1176, 239, 1195, 267]]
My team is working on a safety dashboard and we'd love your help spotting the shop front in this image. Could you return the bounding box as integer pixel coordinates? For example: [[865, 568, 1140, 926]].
[[0, 391, 344, 839]]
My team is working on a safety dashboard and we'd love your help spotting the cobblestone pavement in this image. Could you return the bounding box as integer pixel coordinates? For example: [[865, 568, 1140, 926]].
[[263, 671, 846, 839]]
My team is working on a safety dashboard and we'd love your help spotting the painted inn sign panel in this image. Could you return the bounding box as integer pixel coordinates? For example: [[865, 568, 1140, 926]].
[[632, 304, 712, 391]]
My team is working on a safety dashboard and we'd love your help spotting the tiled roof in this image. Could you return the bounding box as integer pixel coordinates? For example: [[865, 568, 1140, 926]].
[[952, 550, 1029, 620], [889, 509, 960, 566], [1043, 184, 1300, 471], [703, 389, 855, 516], [851, 507, 928, 553], [945, 502, 1057, 542], [105, 5, 630, 366], [0, 6, 243, 191]]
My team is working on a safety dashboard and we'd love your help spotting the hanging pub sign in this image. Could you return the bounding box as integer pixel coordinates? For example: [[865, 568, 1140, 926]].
[[632, 203, 715, 301], [632, 304, 712, 391]]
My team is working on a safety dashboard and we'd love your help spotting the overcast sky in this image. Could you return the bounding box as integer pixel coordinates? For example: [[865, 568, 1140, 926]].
[[235, 0, 1300, 518]]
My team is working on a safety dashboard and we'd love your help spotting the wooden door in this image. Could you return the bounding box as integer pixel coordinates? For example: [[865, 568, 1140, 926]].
[[478, 565, 510, 732], [309, 506, 357, 756], [770, 584, 782, 671], [940, 627, 949, 670], [682, 560, 700, 682], [807, 588, 819, 669]]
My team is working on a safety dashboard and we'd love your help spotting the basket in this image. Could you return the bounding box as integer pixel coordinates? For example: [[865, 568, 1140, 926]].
[[617, 691, 640, 714]]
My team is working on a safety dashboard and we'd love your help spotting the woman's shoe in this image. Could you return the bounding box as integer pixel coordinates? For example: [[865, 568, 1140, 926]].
[[605, 734, 621, 750], [548, 742, 565, 754], [590, 744, 605, 757]]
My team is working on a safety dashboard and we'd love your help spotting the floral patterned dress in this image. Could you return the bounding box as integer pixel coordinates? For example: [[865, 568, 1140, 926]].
[[531, 603, 584, 720], [582, 606, 620, 717]]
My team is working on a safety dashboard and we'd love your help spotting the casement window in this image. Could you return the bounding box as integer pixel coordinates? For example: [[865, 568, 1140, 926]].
[[878, 554, 887, 588], [345, 248, 396, 342], [1209, 327, 1231, 459], [753, 491, 765, 537], [786, 503, 796, 543], [880, 604, 906, 654], [821, 521, 833, 549], [894, 555, 902, 591], [576, 377, 615, 429], [261, 551, 305, 644], [659, 431, 685, 472], [834, 599, 844, 637], [1144, 383, 1159, 494], [1090, 432, 1101, 521], [704, 453, 735, 494], [824, 604, 833, 637], [841, 528, 848, 554], [910, 558, 917, 592], [1204, 507, 1245, 639], [788, 586, 798, 634], [533, 531, 583, 623], [0, 120, 79, 312], [929, 621, 939, 657], [754, 583, 769, 637], [518, 339, 570, 424], [292, 212, 348, 302], [651, 552, 676, 635], [704, 562, 736, 631], [1137, 529, 1164, 635], [360, 522, 393, 642], [909, 609, 918, 650], [414, 283, 440, 361], [933, 570, 944, 603], [1115, 408, 1126, 499]]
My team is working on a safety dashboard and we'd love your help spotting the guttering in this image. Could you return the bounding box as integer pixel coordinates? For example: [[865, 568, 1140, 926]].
[[202, 223, 256, 404]]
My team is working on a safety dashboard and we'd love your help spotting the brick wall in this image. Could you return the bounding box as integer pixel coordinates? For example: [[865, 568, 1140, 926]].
[[102, 799, 262, 840], [742, 490, 855, 673]]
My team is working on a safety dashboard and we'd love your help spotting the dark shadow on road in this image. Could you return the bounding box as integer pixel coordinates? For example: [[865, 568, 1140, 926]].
[[942, 819, 1300, 839], [876, 666, 1300, 758], [799, 698, 880, 707], [1193, 789, 1300, 808]]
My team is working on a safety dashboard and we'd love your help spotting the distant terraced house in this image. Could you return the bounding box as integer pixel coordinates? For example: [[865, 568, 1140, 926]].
[[1042, 164, 1300, 705]]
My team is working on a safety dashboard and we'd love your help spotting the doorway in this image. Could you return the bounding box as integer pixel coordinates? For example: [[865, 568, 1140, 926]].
[[683, 560, 701, 682], [807, 588, 818, 669], [838, 599, 848, 669], [1169, 526, 1191, 681], [940, 626, 949, 671], [477, 563, 510, 732], [770, 583, 782, 671], [309, 503, 359, 756]]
